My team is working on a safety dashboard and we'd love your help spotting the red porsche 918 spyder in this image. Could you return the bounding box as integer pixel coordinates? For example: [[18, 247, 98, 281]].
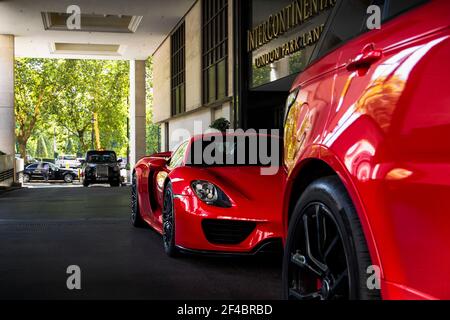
[[131, 133, 285, 257]]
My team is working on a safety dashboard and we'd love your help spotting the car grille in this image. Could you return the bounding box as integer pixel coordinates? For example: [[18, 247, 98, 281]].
[[202, 219, 256, 245], [96, 165, 109, 178]]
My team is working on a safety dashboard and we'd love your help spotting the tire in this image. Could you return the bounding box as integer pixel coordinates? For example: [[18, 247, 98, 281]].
[[23, 173, 31, 183], [282, 176, 380, 300], [83, 180, 89, 187], [110, 182, 120, 187], [64, 174, 74, 184], [162, 181, 178, 257], [131, 172, 146, 228]]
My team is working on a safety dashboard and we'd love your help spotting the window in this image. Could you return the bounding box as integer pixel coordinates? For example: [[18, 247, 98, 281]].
[[27, 164, 38, 170], [202, 0, 228, 104], [386, 0, 428, 20], [317, 0, 429, 60], [164, 122, 170, 152], [169, 141, 189, 168], [171, 22, 186, 116], [317, 0, 369, 59]]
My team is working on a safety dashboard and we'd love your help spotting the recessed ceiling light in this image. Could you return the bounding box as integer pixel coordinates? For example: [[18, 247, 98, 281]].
[[51, 43, 122, 56]]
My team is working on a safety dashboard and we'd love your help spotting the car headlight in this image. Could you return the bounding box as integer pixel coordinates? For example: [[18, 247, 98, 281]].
[[191, 180, 232, 208], [284, 88, 300, 125]]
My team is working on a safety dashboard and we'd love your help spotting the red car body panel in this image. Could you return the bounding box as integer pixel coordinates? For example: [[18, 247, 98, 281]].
[[135, 134, 285, 253], [284, 0, 450, 299]]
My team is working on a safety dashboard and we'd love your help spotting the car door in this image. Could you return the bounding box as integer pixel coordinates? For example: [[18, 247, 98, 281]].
[[32, 163, 44, 179], [49, 163, 61, 180], [319, 0, 450, 298], [25, 164, 38, 180]]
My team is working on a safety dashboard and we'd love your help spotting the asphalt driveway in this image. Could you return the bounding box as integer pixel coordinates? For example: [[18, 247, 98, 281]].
[[0, 186, 281, 300]]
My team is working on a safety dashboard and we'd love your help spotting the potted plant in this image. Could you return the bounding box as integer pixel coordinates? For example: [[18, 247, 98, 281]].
[[210, 118, 231, 133]]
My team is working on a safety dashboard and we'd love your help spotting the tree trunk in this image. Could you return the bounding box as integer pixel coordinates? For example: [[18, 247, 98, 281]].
[[78, 132, 87, 154], [18, 140, 27, 160]]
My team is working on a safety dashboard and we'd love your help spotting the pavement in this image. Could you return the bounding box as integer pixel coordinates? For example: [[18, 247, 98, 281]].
[[0, 185, 282, 300]]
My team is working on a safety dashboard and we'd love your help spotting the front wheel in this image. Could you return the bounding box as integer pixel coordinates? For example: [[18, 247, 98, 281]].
[[282, 176, 380, 300], [23, 173, 31, 183], [162, 181, 178, 257], [64, 174, 74, 183], [131, 172, 146, 228]]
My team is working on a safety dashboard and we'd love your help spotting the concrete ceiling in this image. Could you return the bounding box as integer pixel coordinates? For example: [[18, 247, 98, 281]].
[[0, 0, 195, 60]]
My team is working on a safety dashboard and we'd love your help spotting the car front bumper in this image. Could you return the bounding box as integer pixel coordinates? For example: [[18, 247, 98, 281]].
[[173, 195, 283, 254]]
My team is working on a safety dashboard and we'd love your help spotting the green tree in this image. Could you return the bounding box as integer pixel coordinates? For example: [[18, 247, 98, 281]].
[[146, 58, 160, 154], [35, 135, 49, 159], [15, 58, 59, 158], [50, 59, 129, 155], [16, 58, 132, 159]]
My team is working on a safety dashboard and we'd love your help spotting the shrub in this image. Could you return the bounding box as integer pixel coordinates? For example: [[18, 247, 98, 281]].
[[210, 118, 231, 132]]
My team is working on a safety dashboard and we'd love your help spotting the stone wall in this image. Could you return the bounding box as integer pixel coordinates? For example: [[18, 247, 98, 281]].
[[0, 155, 14, 187]]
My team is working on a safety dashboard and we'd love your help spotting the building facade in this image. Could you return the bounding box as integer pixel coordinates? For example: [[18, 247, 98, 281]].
[[153, 0, 337, 150]]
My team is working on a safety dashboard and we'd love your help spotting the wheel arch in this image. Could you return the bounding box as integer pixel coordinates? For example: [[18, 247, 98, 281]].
[[285, 158, 337, 225], [284, 153, 383, 277]]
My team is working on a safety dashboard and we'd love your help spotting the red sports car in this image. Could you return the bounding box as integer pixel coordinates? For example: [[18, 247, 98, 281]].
[[131, 133, 285, 256], [282, 0, 450, 300]]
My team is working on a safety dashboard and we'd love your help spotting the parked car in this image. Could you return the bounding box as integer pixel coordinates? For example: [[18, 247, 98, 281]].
[[80, 150, 122, 187], [132, 133, 285, 257], [282, 0, 450, 300], [56, 155, 80, 168], [22, 162, 78, 183]]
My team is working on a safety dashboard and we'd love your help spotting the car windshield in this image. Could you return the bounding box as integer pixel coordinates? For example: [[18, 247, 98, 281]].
[[86, 152, 117, 163], [186, 135, 281, 167], [64, 156, 76, 160]]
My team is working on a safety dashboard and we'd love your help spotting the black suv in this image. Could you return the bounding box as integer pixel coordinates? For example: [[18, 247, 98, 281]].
[[80, 150, 122, 187]]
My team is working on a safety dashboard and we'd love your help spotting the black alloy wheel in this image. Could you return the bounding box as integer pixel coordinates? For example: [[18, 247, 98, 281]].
[[131, 172, 145, 227], [162, 181, 178, 257], [283, 176, 380, 300]]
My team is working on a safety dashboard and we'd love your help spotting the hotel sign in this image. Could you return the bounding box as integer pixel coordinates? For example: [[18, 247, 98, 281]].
[[248, 0, 336, 68]]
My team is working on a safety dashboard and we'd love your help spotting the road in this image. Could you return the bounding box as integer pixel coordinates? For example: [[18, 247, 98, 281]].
[[0, 185, 282, 300]]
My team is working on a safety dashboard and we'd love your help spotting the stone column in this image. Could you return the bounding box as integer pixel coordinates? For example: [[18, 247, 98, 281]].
[[129, 60, 147, 171], [0, 35, 15, 156]]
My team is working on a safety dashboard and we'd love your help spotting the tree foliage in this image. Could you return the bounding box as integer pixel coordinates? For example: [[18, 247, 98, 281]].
[[15, 58, 130, 158], [15, 59, 59, 158], [146, 58, 160, 155]]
